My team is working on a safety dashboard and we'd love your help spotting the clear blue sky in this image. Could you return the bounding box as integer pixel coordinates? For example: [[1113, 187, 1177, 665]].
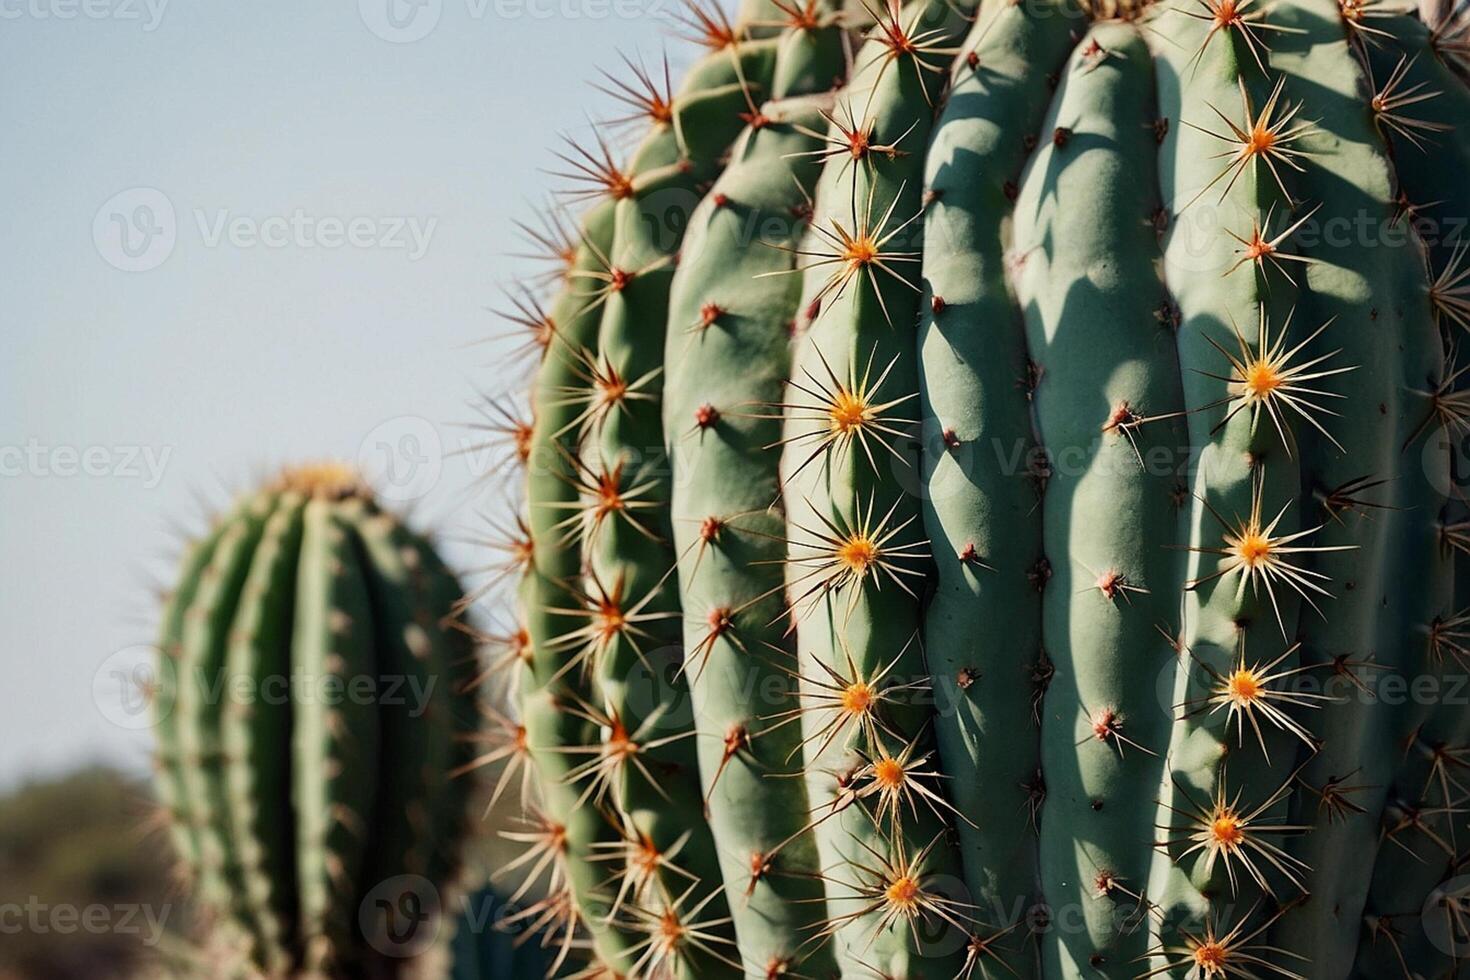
[[0, 0, 689, 788]]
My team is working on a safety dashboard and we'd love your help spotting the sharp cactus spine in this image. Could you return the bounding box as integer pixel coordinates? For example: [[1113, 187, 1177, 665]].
[[154, 466, 480, 978], [479, 0, 1470, 976]]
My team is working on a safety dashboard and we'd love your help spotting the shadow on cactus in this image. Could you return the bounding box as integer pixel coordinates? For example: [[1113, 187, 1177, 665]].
[[150, 463, 484, 979], [470, 0, 1470, 976]]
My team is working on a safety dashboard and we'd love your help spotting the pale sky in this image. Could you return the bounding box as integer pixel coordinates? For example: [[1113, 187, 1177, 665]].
[[0, 0, 688, 788]]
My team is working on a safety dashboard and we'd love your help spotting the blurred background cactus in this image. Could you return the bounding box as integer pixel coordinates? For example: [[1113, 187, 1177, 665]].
[[148, 464, 482, 978]]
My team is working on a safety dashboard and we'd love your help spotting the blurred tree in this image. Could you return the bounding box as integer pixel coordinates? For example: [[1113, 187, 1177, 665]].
[[0, 766, 196, 980]]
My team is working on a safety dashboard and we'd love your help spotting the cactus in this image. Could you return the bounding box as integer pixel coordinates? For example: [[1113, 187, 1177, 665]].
[[491, 0, 1470, 976], [152, 464, 481, 979]]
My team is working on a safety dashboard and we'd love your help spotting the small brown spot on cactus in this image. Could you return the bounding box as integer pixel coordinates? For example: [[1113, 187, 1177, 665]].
[[1028, 450, 1052, 493], [1095, 569, 1135, 603], [966, 49, 980, 70], [1102, 402, 1139, 435], [699, 515, 724, 543], [931, 294, 946, 315], [1089, 953, 1106, 968], [1031, 652, 1054, 697], [1153, 116, 1169, 144], [1091, 798, 1104, 811], [712, 192, 730, 209], [697, 301, 724, 331], [707, 605, 733, 637], [1022, 770, 1046, 830], [805, 296, 822, 322], [956, 666, 978, 689], [958, 540, 995, 572], [1156, 298, 1182, 331], [763, 954, 792, 979], [942, 426, 961, 450], [1170, 481, 1189, 510], [1023, 133, 1039, 152], [790, 201, 814, 223], [1003, 180, 1019, 201], [1053, 126, 1071, 149], [608, 267, 633, 292], [511, 421, 534, 464], [922, 188, 942, 209], [1029, 557, 1052, 591], [1152, 206, 1171, 234], [694, 403, 720, 430]]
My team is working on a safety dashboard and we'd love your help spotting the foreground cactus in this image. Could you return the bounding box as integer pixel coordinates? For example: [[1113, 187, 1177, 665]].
[[152, 464, 481, 979], [490, 0, 1470, 976]]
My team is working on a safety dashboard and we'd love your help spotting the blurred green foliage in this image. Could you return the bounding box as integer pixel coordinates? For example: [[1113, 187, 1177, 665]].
[[0, 766, 197, 980]]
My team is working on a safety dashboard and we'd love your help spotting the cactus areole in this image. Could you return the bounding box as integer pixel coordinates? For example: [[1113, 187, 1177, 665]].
[[484, 0, 1470, 976], [153, 464, 481, 978]]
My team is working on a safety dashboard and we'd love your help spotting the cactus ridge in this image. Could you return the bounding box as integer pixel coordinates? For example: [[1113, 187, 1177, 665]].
[[487, 0, 1470, 976]]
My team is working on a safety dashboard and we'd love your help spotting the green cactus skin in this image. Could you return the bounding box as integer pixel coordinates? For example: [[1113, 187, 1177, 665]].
[[917, 5, 1082, 972], [154, 466, 480, 978], [1347, 17, 1470, 977], [1010, 23, 1193, 975], [518, 194, 643, 975], [773, 0, 980, 974], [661, 10, 850, 976], [485, 1, 1470, 976], [1256, 3, 1454, 975], [579, 33, 786, 980], [155, 517, 231, 883]]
